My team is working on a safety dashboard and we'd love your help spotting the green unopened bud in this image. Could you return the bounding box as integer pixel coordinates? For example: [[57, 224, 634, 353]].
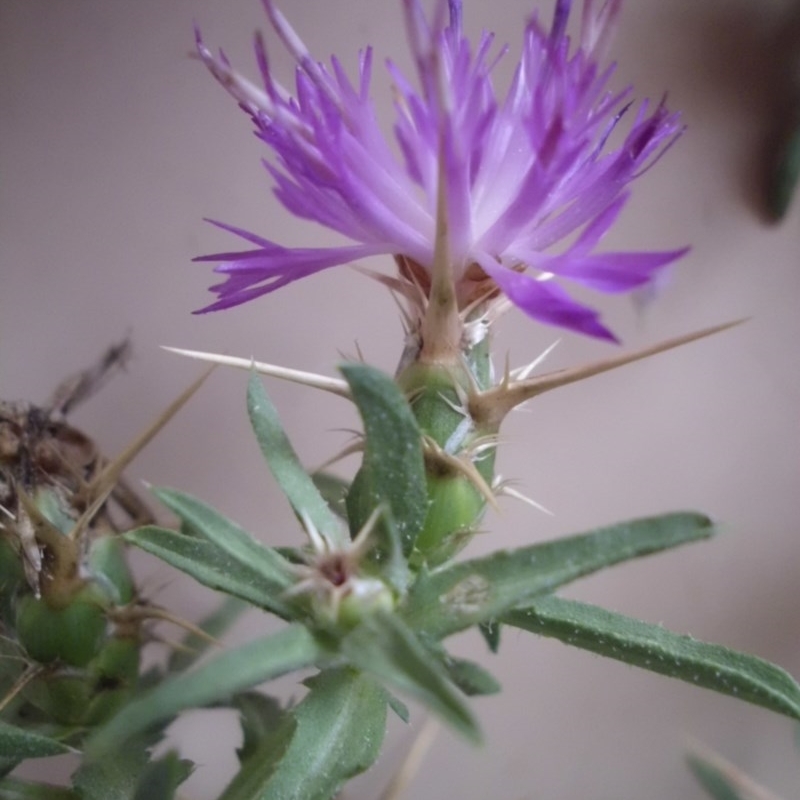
[[82, 636, 140, 725], [396, 342, 497, 564], [396, 362, 471, 445], [413, 472, 484, 566], [16, 591, 106, 667], [23, 636, 139, 726], [335, 578, 395, 629], [25, 671, 95, 726]]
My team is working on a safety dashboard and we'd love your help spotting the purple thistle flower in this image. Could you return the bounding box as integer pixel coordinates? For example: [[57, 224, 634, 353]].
[[195, 0, 686, 342]]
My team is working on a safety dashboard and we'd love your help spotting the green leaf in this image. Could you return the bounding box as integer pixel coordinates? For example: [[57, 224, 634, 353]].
[[310, 473, 350, 521], [687, 747, 777, 800], [132, 752, 194, 800], [0, 778, 78, 800], [247, 373, 344, 546], [125, 526, 291, 617], [0, 722, 71, 766], [86, 624, 327, 759], [387, 693, 410, 723], [343, 463, 412, 595], [168, 597, 248, 673], [505, 596, 800, 722], [341, 363, 427, 555], [152, 488, 294, 589], [402, 512, 714, 640], [439, 654, 501, 697], [478, 620, 501, 653], [340, 612, 481, 742], [221, 716, 297, 800], [233, 692, 286, 764], [219, 668, 387, 800], [72, 731, 155, 800], [76, 741, 191, 800], [420, 639, 501, 697]]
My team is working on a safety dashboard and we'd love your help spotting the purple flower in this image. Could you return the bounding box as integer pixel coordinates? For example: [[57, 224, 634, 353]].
[[195, 0, 686, 342]]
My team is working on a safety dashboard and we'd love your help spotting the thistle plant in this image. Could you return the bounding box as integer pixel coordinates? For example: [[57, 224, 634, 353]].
[[2, 1, 799, 799]]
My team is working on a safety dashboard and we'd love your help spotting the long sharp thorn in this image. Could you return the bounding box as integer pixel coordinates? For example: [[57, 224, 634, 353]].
[[71, 367, 213, 541], [510, 338, 561, 380], [424, 437, 499, 511], [313, 439, 364, 474], [496, 483, 554, 516], [475, 319, 746, 425], [162, 346, 351, 397], [117, 604, 221, 647]]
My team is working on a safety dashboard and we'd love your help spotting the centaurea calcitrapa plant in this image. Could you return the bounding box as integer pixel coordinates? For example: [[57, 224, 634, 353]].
[[5, 1, 799, 799]]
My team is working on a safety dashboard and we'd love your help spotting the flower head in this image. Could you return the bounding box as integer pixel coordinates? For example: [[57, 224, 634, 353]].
[[286, 508, 394, 626], [195, 0, 686, 342]]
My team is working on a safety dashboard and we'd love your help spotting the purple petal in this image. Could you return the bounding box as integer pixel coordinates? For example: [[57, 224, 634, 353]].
[[195, 0, 688, 342], [475, 254, 618, 341], [195, 241, 387, 313], [534, 247, 690, 293]]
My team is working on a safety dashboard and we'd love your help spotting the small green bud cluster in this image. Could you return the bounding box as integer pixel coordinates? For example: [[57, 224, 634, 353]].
[[2, 529, 141, 727], [285, 513, 397, 630], [0, 402, 142, 727]]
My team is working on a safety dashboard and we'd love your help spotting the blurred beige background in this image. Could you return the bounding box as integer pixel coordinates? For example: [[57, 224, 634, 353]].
[[2, 0, 800, 797]]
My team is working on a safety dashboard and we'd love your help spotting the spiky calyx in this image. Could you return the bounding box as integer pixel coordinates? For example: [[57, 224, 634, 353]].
[[395, 335, 498, 563], [167, 320, 744, 569]]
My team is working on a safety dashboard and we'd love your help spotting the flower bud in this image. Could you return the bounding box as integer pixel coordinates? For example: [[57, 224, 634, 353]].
[[16, 591, 107, 668], [334, 577, 395, 629], [397, 347, 497, 564], [21, 635, 140, 726], [413, 472, 485, 566]]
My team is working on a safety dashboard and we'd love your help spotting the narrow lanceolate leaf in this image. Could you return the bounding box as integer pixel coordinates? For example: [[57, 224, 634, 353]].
[[387, 693, 411, 723], [340, 613, 481, 743], [125, 526, 291, 617], [438, 654, 501, 697], [86, 624, 327, 758], [152, 488, 294, 588], [0, 778, 79, 799], [72, 731, 155, 800], [219, 669, 387, 800], [247, 373, 344, 546], [687, 745, 783, 800], [422, 639, 502, 696], [505, 596, 800, 723], [341, 363, 427, 555], [0, 722, 71, 765], [402, 512, 714, 640], [233, 692, 286, 764], [132, 753, 194, 800]]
